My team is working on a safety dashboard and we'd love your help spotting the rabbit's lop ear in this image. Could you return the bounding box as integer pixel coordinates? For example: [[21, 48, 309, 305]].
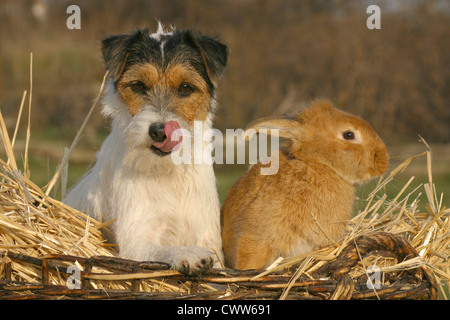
[[242, 116, 301, 141]]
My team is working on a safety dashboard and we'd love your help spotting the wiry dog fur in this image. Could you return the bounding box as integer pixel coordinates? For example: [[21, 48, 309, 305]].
[[64, 24, 228, 275]]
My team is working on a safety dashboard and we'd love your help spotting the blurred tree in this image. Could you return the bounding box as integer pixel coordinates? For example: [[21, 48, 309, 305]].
[[0, 0, 448, 143]]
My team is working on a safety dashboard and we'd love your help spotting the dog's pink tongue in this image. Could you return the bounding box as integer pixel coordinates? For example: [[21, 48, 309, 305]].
[[152, 121, 183, 153]]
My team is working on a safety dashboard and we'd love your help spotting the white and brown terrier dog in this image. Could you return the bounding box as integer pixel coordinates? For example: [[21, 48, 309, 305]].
[[64, 24, 228, 275]]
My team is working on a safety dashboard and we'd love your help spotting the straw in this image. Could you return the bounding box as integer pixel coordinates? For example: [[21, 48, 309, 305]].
[[44, 71, 109, 196]]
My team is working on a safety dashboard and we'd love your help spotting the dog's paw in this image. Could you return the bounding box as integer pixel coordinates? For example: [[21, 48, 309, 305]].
[[169, 247, 215, 276]]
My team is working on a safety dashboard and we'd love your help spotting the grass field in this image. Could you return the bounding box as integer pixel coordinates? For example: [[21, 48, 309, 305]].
[[4, 135, 449, 213]]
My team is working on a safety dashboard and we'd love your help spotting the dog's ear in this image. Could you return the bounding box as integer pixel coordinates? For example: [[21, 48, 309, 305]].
[[101, 33, 131, 82], [182, 31, 228, 88]]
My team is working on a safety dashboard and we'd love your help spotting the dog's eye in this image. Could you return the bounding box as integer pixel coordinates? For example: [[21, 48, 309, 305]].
[[130, 81, 146, 93], [178, 83, 195, 96], [343, 131, 355, 140]]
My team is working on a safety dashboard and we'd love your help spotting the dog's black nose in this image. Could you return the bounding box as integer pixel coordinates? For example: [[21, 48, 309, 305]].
[[149, 123, 166, 142]]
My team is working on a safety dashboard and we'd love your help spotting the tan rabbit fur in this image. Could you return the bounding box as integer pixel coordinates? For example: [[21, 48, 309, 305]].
[[221, 99, 389, 270]]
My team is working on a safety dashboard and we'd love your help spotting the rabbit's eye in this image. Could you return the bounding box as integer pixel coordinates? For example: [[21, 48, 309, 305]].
[[343, 131, 355, 140]]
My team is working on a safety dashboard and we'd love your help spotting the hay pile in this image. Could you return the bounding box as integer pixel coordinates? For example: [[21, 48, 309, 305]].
[[0, 137, 448, 300], [0, 66, 448, 299]]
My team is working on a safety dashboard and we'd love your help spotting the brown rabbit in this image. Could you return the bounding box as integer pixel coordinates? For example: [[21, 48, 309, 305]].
[[221, 99, 389, 270]]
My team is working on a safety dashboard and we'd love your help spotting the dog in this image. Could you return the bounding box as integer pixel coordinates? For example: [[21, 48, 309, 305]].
[[64, 24, 228, 276]]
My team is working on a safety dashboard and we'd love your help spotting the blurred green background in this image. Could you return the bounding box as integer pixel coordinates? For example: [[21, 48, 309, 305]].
[[0, 0, 449, 207]]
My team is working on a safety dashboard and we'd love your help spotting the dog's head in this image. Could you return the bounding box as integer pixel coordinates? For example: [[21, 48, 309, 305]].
[[101, 24, 228, 158]]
